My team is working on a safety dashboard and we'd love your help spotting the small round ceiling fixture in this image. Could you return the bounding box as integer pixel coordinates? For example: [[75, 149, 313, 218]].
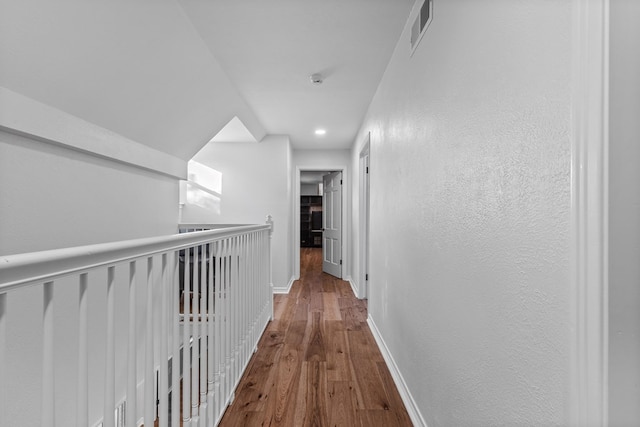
[[310, 73, 323, 85], [315, 129, 326, 136]]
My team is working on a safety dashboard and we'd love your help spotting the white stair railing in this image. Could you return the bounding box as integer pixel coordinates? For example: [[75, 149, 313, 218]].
[[0, 220, 273, 427]]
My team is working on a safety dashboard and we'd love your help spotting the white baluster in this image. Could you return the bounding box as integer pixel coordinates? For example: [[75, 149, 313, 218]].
[[104, 267, 116, 427], [257, 231, 262, 327], [0, 292, 7, 427], [191, 246, 200, 424], [256, 231, 261, 345], [77, 273, 88, 427], [207, 242, 215, 424], [250, 233, 255, 353], [245, 233, 251, 361], [182, 248, 191, 427], [159, 254, 169, 427], [239, 234, 245, 380], [199, 245, 207, 416], [266, 216, 274, 321], [127, 262, 137, 427], [254, 232, 259, 343], [230, 236, 238, 389], [171, 251, 180, 427], [253, 232, 259, 347], [253, 232, 258, 348], [214, 240, 223, 417], [237, 234, 244, 371], [223, 239, 231, 407], [246, 233, 251, 353], [144, 258, 155, 426], [236, 235, 242, 383], [239, 234, 244, 373], [42, 281, 55, 427], [253, 233, 258, 344], [245, 233, 250, 354]]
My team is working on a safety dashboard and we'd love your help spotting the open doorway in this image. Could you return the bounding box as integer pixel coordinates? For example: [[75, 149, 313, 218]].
[[300, 171, 325, 248], [295, 168, 346, 280]]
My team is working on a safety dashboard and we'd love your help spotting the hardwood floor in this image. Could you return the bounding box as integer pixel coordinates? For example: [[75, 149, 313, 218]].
[[219, 248, 412, 427]]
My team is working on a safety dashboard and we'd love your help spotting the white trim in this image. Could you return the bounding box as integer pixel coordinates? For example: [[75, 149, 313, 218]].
[[570, 0, 609, 425], [273, 275, 296, 294], [358, 133, 371, 300], [367, 316, 428, 427], [345, 276, 359, 299]]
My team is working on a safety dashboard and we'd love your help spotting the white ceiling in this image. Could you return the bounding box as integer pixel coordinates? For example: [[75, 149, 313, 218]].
[[1, 0, 414, 157], [179, 0, 415, 150]]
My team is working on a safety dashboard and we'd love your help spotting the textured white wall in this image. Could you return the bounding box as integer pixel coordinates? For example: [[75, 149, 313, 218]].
[[609, 1, 640, 424], [351, 1, 572, 425], [183, 136, 293, 290]]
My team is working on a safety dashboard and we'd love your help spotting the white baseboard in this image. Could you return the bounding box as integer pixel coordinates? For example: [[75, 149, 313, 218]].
[[367, 315, 428, 427], [346, 276, 360, 299], [273, 275, 295, 294]]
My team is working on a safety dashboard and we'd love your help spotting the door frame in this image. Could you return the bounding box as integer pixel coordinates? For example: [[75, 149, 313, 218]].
[[570, 0, 609, 424], [358, 135, 370, 299], [294, 166, 349, 282]]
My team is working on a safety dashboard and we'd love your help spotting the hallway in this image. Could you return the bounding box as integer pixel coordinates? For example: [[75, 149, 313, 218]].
[[219, 248, 412, 426]]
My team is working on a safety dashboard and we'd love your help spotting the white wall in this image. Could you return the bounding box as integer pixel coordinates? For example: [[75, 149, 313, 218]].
[[351, 1, 573, 425], [292, 149, 351, 282], [182, 136, 293, 291], [0, 132, 179, 255], [301, 183, 320, 196], [293, 149, 350, 169], [609, 1, 640, 424], [0, 99, 181, 425]]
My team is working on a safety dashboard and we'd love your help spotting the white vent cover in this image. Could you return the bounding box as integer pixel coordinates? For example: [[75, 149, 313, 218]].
[[410, 0, 433, 54]]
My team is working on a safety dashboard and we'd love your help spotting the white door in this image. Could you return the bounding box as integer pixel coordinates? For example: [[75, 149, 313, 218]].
[[322, 171, 342, 278]]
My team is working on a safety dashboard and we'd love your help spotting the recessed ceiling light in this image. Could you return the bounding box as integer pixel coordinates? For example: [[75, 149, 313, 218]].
[[310, 73, 323, 84], [315, 129, 326, 136]]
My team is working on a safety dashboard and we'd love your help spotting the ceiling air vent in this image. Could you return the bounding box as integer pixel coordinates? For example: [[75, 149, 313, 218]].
[[410, 0, 433, 54]]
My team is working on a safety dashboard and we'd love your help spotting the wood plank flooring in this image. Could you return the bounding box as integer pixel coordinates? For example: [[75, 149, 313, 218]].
[[219, 248, 412, 427]]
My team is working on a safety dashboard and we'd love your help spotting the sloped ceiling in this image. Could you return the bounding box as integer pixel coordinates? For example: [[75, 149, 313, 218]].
[[0, 0, 265, 160], [1, 0, 414, 157]]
